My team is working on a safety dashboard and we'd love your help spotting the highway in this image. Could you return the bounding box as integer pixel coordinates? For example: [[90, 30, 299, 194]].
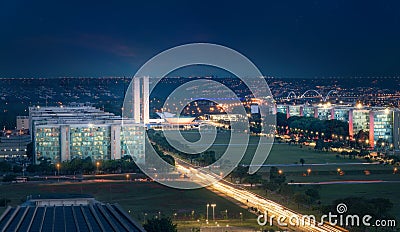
[[173, 158, 348, 232]]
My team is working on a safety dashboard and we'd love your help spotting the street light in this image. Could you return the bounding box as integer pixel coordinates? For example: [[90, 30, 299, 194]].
[[307, 168, 311, 176], [56, 163, 60, 176], [278, 169, 283, 175], [96, 161, 100, 174], [143, 213, 147, 224], [206, 204, 210, 221], [210, 204, 216, 221], [337, 168, 341, 175], [240, 212, 243, 222], [225, 209, 228, 220], [126, 174, 130, 182], [394, 167, 398, 174]]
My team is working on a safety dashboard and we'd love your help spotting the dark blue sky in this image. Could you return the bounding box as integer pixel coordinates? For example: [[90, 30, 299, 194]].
[[1, 0, 399, 78]]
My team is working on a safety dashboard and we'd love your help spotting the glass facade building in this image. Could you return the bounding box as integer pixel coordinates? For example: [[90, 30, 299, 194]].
[[276, 105, 288, 114], [332, 108, 349, 122], [373, 110, 394, 144], [70, 126, 111, 160], [352, 110, 370, 135], [302, 106, 315, 118], [31, 106, 145, 164], [288, 105, 302, 117], [276, 104, 400, 149], [35, 126, 60, 161]]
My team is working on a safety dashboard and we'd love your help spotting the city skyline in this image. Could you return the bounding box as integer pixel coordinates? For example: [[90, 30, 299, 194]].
[[1, 2, 400, 231], [1, 1, 400, 77]]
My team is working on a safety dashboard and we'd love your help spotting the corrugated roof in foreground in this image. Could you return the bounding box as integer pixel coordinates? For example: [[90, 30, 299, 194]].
[[0, 203, 145, 232]]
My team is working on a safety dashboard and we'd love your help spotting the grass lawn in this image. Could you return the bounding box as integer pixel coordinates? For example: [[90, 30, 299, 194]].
[[316, 182, 400, 219], [264, 143, 359, 165], [176, 219, 275, 231], [180, 130, 363, 165], [0, 181, 257, 226]]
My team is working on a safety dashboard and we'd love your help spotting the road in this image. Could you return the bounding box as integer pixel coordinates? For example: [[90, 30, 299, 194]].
[[173, 157, 348, 232]]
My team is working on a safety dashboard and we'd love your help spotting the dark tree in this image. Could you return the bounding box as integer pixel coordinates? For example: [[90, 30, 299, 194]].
[[26, 142, 34, 160], [245, 174, 262, 188], [0, 161, 11, 173], [161, 154, 175, 166], [314, 139, 324, 151], [341, 151, 348, 159], [2, 174, 16, 182], [305, 188, 320, 200], [143, 217, 177, 232], [269, 167, 286, 185], [231, 165, 248, 183]]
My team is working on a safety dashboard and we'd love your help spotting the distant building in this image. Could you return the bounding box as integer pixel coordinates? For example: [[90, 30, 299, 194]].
[[29, 106, 145, 164], [276, 104, 400, 150], [0, 194, 145, 232], [16, 116, 29, 131], [156, 112, 195, 124], [0, 134, 30, 158], [206, 113, 244, 122], [129, 76, 149, 124]]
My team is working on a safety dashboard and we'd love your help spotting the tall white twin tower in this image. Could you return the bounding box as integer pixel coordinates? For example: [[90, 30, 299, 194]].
[[132, 76, 150, 124]]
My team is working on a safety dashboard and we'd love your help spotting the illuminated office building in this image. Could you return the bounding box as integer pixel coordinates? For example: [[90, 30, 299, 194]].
[[30, 106, 145, 164], [276, 104, 400, 149]]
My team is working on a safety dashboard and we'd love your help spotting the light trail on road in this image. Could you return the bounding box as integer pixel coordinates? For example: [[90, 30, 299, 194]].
[[174, 158, 348, 232]]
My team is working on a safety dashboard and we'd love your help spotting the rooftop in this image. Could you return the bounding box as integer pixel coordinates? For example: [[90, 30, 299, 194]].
[[0, 202, 145, 232]]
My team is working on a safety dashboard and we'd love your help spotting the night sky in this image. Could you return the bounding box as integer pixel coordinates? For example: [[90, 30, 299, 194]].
[[1, 0, 400, 78]]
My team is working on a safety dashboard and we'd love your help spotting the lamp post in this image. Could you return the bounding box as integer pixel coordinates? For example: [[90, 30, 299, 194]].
[[96, 161, 100, 174], [56, 163, 60, 182], [206, 204, 210, 222], [126, 174, 130, 182], [307, 168, 311, 176], [56, 163, 60, 176], [143, 213, 147, 224], [240, 212, 243, 222], [210, 204, 216, 221]]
